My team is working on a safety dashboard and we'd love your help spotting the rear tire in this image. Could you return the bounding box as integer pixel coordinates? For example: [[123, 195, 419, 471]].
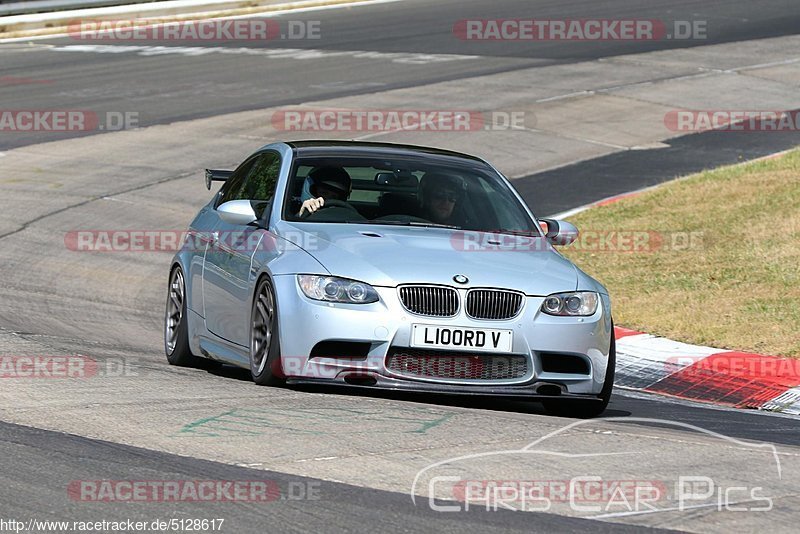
[[250, 277, 284, 386], [542, 324, 616, 418], [165, 266, 200, 367]]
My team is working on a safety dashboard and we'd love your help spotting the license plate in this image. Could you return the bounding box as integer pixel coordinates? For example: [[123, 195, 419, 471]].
[[410, 324, 513, 353]]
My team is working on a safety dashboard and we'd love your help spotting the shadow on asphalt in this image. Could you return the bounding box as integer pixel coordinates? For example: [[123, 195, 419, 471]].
[[203, 363, 632, 418]]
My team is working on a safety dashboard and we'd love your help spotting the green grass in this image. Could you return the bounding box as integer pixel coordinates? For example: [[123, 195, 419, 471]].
[[561, 149, 800, 357]]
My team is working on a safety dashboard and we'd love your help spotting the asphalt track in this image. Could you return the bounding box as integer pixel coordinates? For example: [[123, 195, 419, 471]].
[[0, 419, 682, 533], [1, 0, 800, 532], [2, 0, 800, 149]]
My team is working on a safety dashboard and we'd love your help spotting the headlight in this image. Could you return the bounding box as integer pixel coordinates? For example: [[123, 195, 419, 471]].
[[297, 275, 379, 304], [541, 291, 598, 316]]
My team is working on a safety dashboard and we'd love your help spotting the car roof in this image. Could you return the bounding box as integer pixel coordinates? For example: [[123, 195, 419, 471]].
[[284, 140, 485, 162]]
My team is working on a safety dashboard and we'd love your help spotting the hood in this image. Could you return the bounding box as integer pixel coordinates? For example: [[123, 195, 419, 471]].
[[279, 222, 578, 296]]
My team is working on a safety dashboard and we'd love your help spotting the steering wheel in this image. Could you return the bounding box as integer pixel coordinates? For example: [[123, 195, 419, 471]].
[[317, 199, 353, 210], [299, 198, 362, 219]]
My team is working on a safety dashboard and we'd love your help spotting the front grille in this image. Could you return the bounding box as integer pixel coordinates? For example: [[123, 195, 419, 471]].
[[386, 348, 528, 381], [399, 286, 458, 317], [466, 289, 524, 320]]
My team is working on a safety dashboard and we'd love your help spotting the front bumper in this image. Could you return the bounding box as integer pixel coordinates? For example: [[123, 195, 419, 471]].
[[273, 276, 612, 396], [286, 376, 605, 401]]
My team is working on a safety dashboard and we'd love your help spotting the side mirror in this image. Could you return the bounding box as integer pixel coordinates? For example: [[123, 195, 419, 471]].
[[217, 200, 258, 226], [539, 218, 578, 246]]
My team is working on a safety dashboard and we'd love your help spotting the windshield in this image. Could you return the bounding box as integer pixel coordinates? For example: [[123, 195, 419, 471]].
[[282, 154, 539, 234]]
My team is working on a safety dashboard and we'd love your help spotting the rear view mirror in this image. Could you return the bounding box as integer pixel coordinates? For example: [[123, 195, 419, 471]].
[[374, 172, 418, 186], [539, 218, 579, 246], [374, 172, 394, 185]]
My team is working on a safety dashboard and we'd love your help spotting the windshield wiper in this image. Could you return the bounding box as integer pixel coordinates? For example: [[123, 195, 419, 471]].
[[406, 221, 461, 229], [365, 220, 462, 230]]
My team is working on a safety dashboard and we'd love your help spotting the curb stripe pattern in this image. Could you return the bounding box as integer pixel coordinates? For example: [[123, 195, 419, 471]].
[[613, 327, 800, 415]]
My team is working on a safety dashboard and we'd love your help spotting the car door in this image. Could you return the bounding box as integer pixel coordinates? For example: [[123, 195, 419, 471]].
[[202, 151, 281, 346]]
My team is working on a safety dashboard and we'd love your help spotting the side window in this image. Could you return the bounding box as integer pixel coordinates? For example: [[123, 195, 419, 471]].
[[241, 152, 281, 201], [217, 157, 257, 206]]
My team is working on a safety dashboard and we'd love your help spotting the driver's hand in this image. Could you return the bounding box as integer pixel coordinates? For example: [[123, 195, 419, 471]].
[[298, 197, 325, 216]]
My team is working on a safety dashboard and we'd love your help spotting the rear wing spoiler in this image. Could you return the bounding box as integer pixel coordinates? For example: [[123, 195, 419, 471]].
[[205, 169, 233, 190]]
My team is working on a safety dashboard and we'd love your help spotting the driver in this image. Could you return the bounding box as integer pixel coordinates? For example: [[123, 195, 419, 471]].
[[298, 166, 352, 216]]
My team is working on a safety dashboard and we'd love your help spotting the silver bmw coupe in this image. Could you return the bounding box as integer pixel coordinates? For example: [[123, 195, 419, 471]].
[[165, 141, 615, 417]]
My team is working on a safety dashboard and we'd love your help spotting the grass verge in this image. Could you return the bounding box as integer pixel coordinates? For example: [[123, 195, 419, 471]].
[[561, 149, 800, 357]]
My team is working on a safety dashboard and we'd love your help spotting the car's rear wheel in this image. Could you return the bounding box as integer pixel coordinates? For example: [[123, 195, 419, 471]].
[[165, 266, 197, 366], [542, 325, 616, 419], [250, 277, 284, 386]]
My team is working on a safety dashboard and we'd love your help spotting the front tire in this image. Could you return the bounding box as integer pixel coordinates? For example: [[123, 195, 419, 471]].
[[250, 277, 284, 386], [542, 325, 616, 418], [165, 266, 198, 367]]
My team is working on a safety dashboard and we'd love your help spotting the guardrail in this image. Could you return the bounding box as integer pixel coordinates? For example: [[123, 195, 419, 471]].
[[0, 0, 160, 17]]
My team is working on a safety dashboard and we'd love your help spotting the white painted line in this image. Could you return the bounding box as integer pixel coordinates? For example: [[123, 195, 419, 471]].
[[547, 147, 796, 219], [744, 148, 794, 163], [728, 56, 800, 73], [546, 183, 660, 219], [536, 90, 593, 103], [0, 0, 399, 23], [49, 43, 478, 65], [101, 196, 136, 204], [233, 0, 403, 18], [0, 0, 406, 43], [617, 335, 721, 363]]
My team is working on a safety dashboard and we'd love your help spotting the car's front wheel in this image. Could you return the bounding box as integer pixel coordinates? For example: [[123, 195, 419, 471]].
[[542, 325, 616, 418], [250, 277, 284, 386], [165, 265, 197, 366]]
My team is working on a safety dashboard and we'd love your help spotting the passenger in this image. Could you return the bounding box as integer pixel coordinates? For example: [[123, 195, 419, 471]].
[[418, 173, 467, 226]]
